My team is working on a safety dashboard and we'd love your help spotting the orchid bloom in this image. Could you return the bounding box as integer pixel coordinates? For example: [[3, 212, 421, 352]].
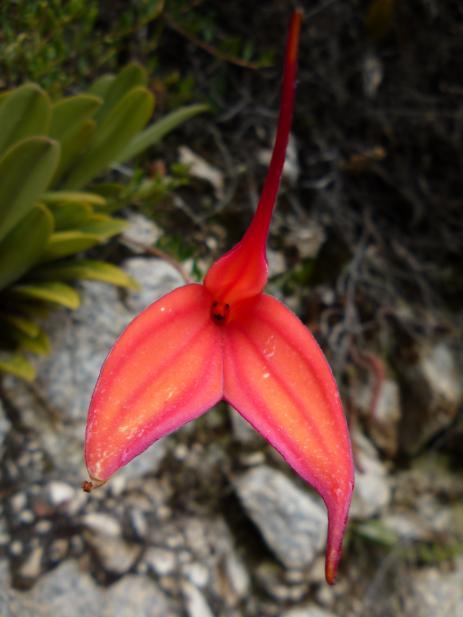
[[84, 10, 354, 584]]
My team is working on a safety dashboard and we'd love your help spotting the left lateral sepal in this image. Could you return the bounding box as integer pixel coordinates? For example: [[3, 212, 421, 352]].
[[85, 284, 223, 483]]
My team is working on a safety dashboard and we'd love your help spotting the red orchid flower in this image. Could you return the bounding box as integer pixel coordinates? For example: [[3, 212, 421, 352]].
[[83, 10, 354, 585]]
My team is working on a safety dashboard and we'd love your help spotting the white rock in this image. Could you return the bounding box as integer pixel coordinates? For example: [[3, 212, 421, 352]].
[[124, 212, 162, 248], [123, 257, 184, 314], [356, 378, 401, 456], [145, 547, 177, 575], [85, 534, 141, 575], [19, 546, 43, 579], [0, 401, 10, 446], [405, 557, 463, 617], [350, 431, 391, 519], [224, 551, 250, 598], [400, 341, 463, 453], [182, 580, 216, 617], [267, 249, 287, 277], [235, 466, 327, 569], [179, 146, 224, 200], [182, 562, 210, 588], [0, 559, 175, 617], [282, 606, 339, 617], [81, 512, 121, 537], [47, 481, 75, 506]]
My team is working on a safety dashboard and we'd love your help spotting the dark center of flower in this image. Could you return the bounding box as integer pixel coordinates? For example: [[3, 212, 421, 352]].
[[211, 301, 230, 324]]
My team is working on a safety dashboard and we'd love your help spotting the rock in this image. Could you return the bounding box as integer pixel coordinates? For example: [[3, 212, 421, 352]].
[[356, 378, 401, 457], [48, 538, 69, 563], [81, 512, 122, 537], [17, 545, 43, 581], [10, 492, 27, 513], [255, 561, 309, 602], [235, 466, 327, 569], [47, 481, 75, 506], [179, 146, 224, 200], [362, 53, 383, 98], [82, 510, 142, 575], [123, 212, 162, 249], [267, 249, 287, 277], [399, 341, 463, 454], [223, 550, 250, 600], [381, 512, 433, 542], [123, 257, 184, 315], [109, 574, 177, 617], [282, 606, 339, 617], [182, 562, 210, 588], [182, 580, 216, 617], [145, 547, 177, 575], [0, 401, 11, 446], [150, 515, 249, 610], [404, 557, 463, 617], [129, 509, 148, 540], [85, 533, 141, 576], [0, 558, 176, 617], [283, 215, 325, 259], [350, 431, 391, 519]]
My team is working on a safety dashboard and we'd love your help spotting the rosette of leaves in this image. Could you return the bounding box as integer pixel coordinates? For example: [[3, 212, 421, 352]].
[[0, 63, 209, 380]]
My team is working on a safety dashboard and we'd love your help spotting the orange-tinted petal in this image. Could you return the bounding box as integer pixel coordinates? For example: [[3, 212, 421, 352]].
[[85, 284, 223, 483], [222, 293, 354, 584]]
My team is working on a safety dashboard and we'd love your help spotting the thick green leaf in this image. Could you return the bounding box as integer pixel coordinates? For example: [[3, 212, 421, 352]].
[[0, 84, 51, 156], [63, 87, 154, 189], [50, 95, 102, 140], [95, 63, 147, 122], [10, 281, 80, 309], [118, 103, 211, 163], [87, 74, 115, 99], [32, 259, 139, 289], [0, 137, 60, 242], [46, 202, 93, 230], [12, 327, 51, 355], [0, 312, 40, 337], [40, 231, 102, 261], [0, 204, 54, 290], [43, 191, 106, 207], [51, 119, 96, 184], [0, 352, 36, 381], [0, 91, 9, 109], [77, 215, 128, 238]]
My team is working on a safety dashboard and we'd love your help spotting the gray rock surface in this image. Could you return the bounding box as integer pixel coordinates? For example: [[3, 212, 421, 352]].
[[282, 606, 339, 617], [0, 558, 176, 617], [182, 580, 216, 617], [356, 378, 401, 457], [350, 431, 391, 519], [235, 466, 327, 569], [404, 558, 463, 617], [123, 212, 162, 249], [400, 341, 463, 453]]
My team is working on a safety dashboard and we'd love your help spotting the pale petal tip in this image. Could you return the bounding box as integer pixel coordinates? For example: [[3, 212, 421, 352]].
[[325, 547, 341, 585]]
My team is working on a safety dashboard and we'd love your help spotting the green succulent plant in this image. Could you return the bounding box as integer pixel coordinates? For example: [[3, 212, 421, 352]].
[[0, 62, 209, 381]]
